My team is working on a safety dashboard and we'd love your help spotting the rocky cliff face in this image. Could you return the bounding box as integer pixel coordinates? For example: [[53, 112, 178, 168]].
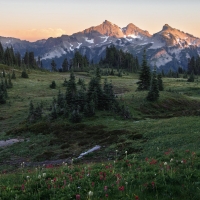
[[1, 21, 200, 71]]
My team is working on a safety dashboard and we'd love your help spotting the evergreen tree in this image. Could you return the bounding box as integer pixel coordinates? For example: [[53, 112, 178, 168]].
[[95, 67, 101, 80], [103, 79, 116, 110], [0, 80, 7, 104], [28, 101, 35, 122], [0, 88, 6, 104], [187, 71, 195, 82], [57, 90, 65, 108], [0, 42, 4, 63], [62, 58, 68, 72], [84, 100, 95, 117], [51, 60, 57, 72], [157, 74, 164, 91], [50, 104, 57, 120], [11, 70, 16, 79], [5, 78, 8, 88], [65, 71, 77, 106], [147, 67, 159, 101], [69, 108, 82, 123], [2, 69, 5, 77], [50, 81, 56, 89], [23, 51, 29, 67], [34, 103, 42, 120], [21, 70, 29, 78], [87, 77, 103, 110], [137, 49, 151, 90]]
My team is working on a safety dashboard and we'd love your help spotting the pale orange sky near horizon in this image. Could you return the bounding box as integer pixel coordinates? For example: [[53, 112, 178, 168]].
[[1, 0, 200, 42]]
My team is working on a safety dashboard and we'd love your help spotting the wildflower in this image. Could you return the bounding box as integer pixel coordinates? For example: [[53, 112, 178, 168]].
[[21, 184, 25, 191], [26, 176, 30, 179], [104, 186, 108, 191], [170, 158, 173, 162], [92, 182, 95, 187], [43, 173, 46, 177], [125, 182, 128, 185], [118, 186, 125, 191], [76, 194, 80, 200], [135, 195, 139, 200], [181, 160, 184, 164], [105, 194, 108, 197], [164, 162, 167, 166], [151, 181, 155, 188], [88, 191, 93, 197], [38, 175, 41, 179]]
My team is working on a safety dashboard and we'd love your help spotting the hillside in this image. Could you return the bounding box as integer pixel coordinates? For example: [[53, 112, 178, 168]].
[[0, 63, 200, 165]]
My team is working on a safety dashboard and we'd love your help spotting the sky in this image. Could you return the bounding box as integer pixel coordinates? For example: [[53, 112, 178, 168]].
[[1, 0, 200, 42]]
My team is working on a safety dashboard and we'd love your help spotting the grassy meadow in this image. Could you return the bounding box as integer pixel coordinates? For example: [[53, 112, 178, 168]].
[[0, 64, 200, 199]]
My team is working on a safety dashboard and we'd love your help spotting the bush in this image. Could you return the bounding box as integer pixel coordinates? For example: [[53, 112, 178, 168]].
[[21, 70, 29, 78], [50, 81, 56, 89]]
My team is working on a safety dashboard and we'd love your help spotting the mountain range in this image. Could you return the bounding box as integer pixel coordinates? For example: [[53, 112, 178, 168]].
[[1, 20, 200, 71]]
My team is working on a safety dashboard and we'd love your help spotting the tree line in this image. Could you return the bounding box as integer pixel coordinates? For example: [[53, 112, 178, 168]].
[[0, 42, 41, 69], [0, 69, 14, 104], [99, 45, 140, 73]]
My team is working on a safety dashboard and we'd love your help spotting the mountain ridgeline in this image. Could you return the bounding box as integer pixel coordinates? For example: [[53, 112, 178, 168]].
[[1, 20, 200, 72]]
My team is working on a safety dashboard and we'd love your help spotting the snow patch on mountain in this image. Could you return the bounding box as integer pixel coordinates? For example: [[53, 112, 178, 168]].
[[100, 36, 109, 43], [76, 42, 82, 49], [42, 48, 66, 60], [85, 37, 94, 43], [186, 53, 190, 59], [128, 34, 141, 39]]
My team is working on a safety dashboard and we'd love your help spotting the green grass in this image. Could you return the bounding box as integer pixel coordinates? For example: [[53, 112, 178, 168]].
[[0, 64, 200, 199]]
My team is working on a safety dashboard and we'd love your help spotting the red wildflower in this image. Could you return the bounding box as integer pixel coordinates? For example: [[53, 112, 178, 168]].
[[135, 195, 139, 200], [105, 194, 108, 197], [21, 184, 25, 191], [76, 194, 80, 200], [118, 186, 125, 191], [104, 186, 108, 191], [150, 159, 157, 165]]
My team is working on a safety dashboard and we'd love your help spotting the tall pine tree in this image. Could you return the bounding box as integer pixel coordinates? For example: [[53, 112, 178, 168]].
[[147, 66, 159, 101], [62, 58, 68, 72], [137, 49, 151, 91]]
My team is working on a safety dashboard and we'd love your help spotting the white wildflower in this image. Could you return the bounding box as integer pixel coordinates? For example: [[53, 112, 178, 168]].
[[88, 191, 93, 197]]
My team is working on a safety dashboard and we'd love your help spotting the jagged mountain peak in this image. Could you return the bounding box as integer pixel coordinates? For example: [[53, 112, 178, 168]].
[[123, 23, 151, 38], [81, 20, 124, 38], [162, 24, 173, 31]]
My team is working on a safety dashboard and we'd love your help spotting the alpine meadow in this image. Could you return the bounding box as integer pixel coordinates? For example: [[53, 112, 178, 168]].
[[0, 1, 200, 199]]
